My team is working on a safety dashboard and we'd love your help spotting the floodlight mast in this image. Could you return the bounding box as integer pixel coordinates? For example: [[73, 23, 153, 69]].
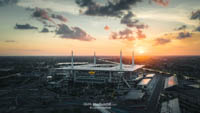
[[71, 50, 74, 68], [120, 50, 122, 70], [94, 51, 96, 65], [132, 51, 134, 66]]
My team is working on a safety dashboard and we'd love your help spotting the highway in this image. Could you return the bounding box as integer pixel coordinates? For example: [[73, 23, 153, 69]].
[[146, 75, 164, 113], [0, 73, 19, 80]]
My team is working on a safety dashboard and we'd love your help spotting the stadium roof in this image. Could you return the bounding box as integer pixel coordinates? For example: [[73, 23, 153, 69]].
[[56, 64, 144, 72], [56, 62, 88, 65]]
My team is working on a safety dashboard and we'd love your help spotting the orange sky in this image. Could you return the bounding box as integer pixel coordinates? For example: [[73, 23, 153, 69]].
[[0, 0, 200, 56]]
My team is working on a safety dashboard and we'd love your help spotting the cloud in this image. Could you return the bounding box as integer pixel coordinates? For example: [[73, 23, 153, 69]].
[[134, 24, 148, 29], [104, 25, 110, 31], [0, 0, 18, 6], [41, 28, 49, 33], [120, 11, 138, 27], [120, 11, 148, 29], [195, 26, 200, 32], [75, 0, 142, 17], [14, 23, 38, 30], [109, 28, 146, 41], [137, 29, 146, 39], [120, 12, 148, 29], [76, 0, 148, 39], [5, 40, 16, 43], [154, 38, 171, 45], [191, 10, 200, 20], [177, 32, 192, 39], [110, 28, 135, 41], [31, 8, 68, 25], [56, 24, 95, 41], [17, 0, 80, 15], [32, 8, 56, 25], [52, 14, 67, 22], [175, 25, 187, 31], [32, 8, 50, 19], [152, 0, 170, 6]]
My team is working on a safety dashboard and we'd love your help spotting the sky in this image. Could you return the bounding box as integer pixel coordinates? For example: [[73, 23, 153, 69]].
[[0, 0, 200, 56]]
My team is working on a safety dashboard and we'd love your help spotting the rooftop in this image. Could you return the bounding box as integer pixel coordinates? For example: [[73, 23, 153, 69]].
[[164, 76, 178, 89], [161, 98, 181, 113], [146, 74, 155, 78], [56, 50, 144, 72], [138, 78, 151, 86], [56, 64, 144, 72], [124, 89, 145, 100], [56, 62, 88, 65]]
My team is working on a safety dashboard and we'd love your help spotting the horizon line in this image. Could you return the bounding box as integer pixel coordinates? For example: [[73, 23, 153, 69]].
[[0, 55, 200, 57]]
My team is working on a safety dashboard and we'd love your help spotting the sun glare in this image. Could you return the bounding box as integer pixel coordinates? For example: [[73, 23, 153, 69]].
[[139, 50, 145, 54], [136, 47, 145, 54]]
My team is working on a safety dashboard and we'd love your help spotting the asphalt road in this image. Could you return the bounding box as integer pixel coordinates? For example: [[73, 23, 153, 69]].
[[146, 75, 164, 113]]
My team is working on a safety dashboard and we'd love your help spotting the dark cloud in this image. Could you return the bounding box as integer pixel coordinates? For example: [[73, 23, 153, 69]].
[[195, 26, 200, 32], [0, 0, 18, 6], [31, 8, 68, 25], [56, 24, 95, 41], [14, 24, 38, 30], [120, 11, 138, 27], [41, 28, 49, 33], [191, 10, 200, 20], [35, 18, 55, 28], [33, 8, 49, 19], [76, 0, 148, 38], [154, 38, 171, 45], [177, 32, 192, 39], [32, 8, 56, 25], [175, 25, 187, 31], [76, 0, 170, 17], [52, 14, 67, 22], [75, 0, 142, 17], [152, 0, 170, 6], [135, 24, 148, 29], [5, 40, 16, 43], [121, 12, 148, 29]]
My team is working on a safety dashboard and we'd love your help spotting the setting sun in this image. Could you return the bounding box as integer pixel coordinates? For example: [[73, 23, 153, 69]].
[[139, 50, 145, 54], [136, 47, 146, 54]]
